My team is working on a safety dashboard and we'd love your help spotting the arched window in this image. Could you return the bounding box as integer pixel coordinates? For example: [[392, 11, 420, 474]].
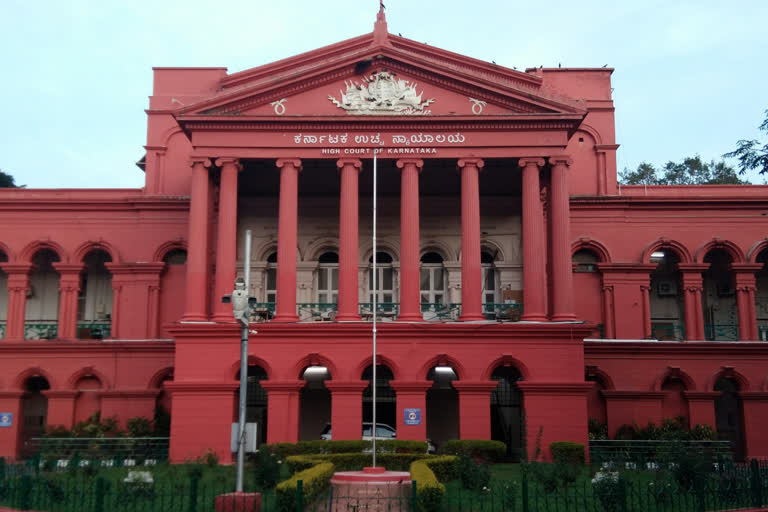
[[756, 249, 768, 341], [77, 250, 113, 338], [0, 250, 7, 339], [481, 250, 498, 309], [265, 252, 277, 303], [317, 251, 339, 303], [703, 249, 737, 340], [420, 252, 445, 305], [26, 250, 60, 339], [649, 249, 685, 340], [573, 249, 602, 326], [368, 252, 394, 304]]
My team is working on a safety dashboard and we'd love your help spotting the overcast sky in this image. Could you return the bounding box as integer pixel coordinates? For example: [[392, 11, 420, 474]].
[[1, 0, 766, 188]]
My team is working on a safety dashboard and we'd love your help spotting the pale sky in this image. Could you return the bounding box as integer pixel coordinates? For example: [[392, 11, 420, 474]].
[[1, 0, 766, 188]]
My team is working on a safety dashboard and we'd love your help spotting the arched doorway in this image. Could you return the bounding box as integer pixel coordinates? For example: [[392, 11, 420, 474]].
[[73, 375, 103, 423], [661, 376, 689, 422], [491, 366, 523, 461], [158, 249, 187, 338], [426, 365, 458, 452], [21, 376, 50, 457], [703, 250, 737, 340], [649, 249, 685, 340], [584, 371, 608, 427], [299, 365, 331, 441], [77, 250, 113, 339], [26, 249, 60, 339], [362, 365, 396, 432], [755, 248, 768, 340], [236, 365, 268, 445], [714, 377, 744, 461]]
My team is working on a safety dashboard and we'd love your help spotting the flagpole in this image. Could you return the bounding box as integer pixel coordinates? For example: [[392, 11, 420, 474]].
[[372, 149, 378, 467]]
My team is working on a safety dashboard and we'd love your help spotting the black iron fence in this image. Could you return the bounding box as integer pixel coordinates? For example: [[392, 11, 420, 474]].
[[590, 440, 733, 467]]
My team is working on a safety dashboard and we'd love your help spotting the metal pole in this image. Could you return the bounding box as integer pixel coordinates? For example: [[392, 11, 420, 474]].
[[236, 229, 252, 492], [372, 151, 378, 467]]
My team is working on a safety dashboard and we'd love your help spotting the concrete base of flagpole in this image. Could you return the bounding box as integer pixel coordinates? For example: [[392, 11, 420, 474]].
[[329, 467, 411, 511], [215, 492, 261, 512]]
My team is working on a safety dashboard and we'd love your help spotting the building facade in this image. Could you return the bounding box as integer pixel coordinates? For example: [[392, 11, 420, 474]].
[[1, 10, 767, 462]]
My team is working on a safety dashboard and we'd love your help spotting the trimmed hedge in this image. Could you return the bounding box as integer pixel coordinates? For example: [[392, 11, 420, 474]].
[[550, 441, 585, 465], [266, 439, 428, 459], [442, 440, 506, 462], [276, 460, 335, 512], [285, 453, 437, 473], [410, 459, 446, 512]]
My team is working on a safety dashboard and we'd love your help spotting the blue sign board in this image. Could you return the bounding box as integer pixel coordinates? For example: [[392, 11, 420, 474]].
[[404, 408, 421, 426], [0, 413, 12, 427]]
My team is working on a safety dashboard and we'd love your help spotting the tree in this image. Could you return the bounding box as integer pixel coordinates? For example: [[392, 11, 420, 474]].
[[619, 156, 749, 185], [724, 109, 768, 175], [0, 169, 22, 188]]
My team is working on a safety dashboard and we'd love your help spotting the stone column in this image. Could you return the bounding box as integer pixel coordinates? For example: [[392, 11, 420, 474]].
[[0, 264, 34, 340], [452, 381, 498, 439], [396, 159, 424, 321], [212, 158, 243, 322], [732, 264, 762, 340], [326, 381, 367, 441], [53, 264, 83, 339], [549, 156, 576, 320], [679, 265, 708, 340], [183, 157, 212, 321], [458, 158, 485, 321], [336, 159, 362, 321], [519, 158, 547, 321], [273, 159, 302, 322], [390, 381, 432, 441], [261, 380, 305, 444]]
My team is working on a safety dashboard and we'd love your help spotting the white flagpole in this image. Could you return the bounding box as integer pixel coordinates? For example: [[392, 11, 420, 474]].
[[372, 150, 378, 467]]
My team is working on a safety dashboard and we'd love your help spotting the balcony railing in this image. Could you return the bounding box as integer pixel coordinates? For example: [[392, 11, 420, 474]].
[[482, 302, 523, 321], [705, 323, 739, 341], [297, 303, 338, 321], [420, 302, 462, 321], [651, 322, 686, 341], [76, 322, 111, 339], [24, 321, 58, 340], [359, 302, 399, 320]]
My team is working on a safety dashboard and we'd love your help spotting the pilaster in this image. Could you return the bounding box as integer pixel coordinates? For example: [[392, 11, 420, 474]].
[[390, 380, 432, 442], [0, 264, 34, 341], [52, 264, 84, 340], [452, 380, 498, 440], [679, 264, 709, 341], [261, 380, 306, 444], [105, 263, 165, 339], [732, 264, 762, 340]]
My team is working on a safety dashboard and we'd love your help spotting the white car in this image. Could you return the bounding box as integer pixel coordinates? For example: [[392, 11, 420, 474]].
[[321, 422, 436, 452]]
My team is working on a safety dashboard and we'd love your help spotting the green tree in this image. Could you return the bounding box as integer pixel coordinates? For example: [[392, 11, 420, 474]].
[[0, 169, 21, 188], [724, 109, 768, 175], [619, 156, 749, 185]]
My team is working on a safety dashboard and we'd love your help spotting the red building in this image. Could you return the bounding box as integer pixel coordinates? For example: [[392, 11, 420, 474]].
[[1, 10, 767, 462]]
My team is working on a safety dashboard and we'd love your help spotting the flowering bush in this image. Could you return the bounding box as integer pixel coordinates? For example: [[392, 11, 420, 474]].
[[591, 471, 626, 512], [122, 470, 154, 499]]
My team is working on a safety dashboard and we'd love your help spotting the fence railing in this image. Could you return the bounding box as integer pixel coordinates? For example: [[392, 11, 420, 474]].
[[296, 302, 338, 321], [76, 322, 111, 339], [29, 437, 170, 463], [0, 458, 766, 512], [482, 303, 523, 321], [590, 440, 733, 466], [359, 302, 400, 320]]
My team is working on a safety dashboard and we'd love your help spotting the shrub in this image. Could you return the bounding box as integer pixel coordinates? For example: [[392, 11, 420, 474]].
[[420, 455, 458, 482], [410, 460, 445, 512], [588, 419, 608, 440], [550, 442, 585, 466], [285, 453, 434, 472], [254, 449, 281, 490], [591, 471, 627, 512], [276, 461, 334, 512], [458, 455, 490, 491], [614, 424, 636, 440], [442, 440, 506, 463], [126, 417, 153, 438], [377, 440, 429, 453]]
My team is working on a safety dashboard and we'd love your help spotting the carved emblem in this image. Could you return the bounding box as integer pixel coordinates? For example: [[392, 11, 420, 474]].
[[468, 98, 486, 115], [328, 70, 435, 115], [271, 99, 287, 115]]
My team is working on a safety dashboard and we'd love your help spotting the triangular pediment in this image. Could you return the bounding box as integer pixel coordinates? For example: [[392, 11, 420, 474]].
[[177, 32, 585, 120]]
